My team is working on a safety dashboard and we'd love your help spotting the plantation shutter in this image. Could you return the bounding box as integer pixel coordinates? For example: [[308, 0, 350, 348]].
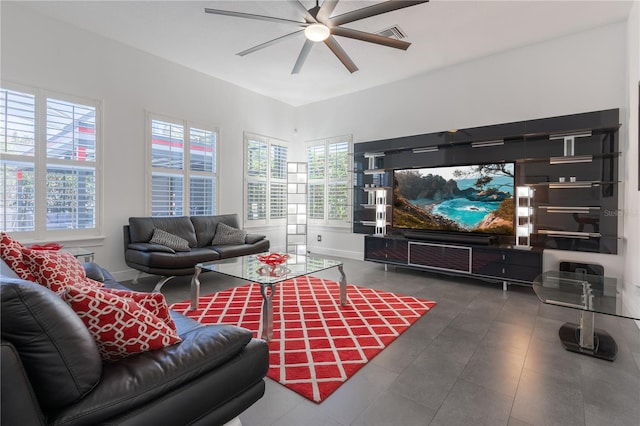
[[1, 89, 36, 231], [246, 139, 267, 221], [327, 141, 349, 221], [189, 127, 216, 215], [151, 119, 185, 216], [270, 143, 288, 219], [45, 98, 97, 230], [307, 144, 325, 220]]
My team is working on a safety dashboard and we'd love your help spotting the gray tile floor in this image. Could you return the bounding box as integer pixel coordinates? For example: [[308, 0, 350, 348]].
[[127, 257, 640, 426]]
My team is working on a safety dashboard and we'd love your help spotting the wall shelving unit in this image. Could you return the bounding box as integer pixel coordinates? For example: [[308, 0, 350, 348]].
[[353, 109, 621, 269]]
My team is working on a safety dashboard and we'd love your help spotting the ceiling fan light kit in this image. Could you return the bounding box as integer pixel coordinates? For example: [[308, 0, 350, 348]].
[[305, 23, 331, 42], [204, 0, 429, 74]]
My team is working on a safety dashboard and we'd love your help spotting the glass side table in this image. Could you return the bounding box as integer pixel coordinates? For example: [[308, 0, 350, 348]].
[[532, 270, 638, 361], [62, 247, 95, 263]]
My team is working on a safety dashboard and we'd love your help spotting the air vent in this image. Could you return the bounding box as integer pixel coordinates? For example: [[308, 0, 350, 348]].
[[376, 25, 406, 40]]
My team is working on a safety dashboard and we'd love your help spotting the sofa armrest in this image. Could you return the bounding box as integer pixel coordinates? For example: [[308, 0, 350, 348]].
[[52, 324, 263, 426], [1, 341, 46, 426], [245, 234, 266, 245], [82, 262, 105, 282], [128, 242, 176, 254]]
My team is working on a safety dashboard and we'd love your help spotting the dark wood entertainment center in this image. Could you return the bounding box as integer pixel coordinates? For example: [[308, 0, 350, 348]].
[[355, 109, 620, 286]]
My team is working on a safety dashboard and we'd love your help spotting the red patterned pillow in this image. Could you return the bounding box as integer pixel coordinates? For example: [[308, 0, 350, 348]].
[[0, 232, 37, 281], [102, 288, 177, 332], [61, 285, 181, 362], [21, 248, 103, 293]]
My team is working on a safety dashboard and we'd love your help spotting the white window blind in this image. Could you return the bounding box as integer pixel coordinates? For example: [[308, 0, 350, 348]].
[[306, 136, 352, 225], [1, 85, 101, 237], [308, 184, 325, 219], [244, 133, 288, 226], [1, 89, 36, 232], [149, 115, 217, 217]]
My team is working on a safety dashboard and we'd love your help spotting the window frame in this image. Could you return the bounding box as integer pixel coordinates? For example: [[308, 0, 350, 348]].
[[243, 132, 288, 228], [306, 135, 353, 228], [146, 112, 219, 217], [1, 81, 103, 240]]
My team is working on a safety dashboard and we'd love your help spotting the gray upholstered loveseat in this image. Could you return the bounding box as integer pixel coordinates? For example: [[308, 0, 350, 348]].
[[123, 214, 269, 290]]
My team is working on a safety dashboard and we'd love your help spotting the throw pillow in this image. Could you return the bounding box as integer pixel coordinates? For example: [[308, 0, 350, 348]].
[[21, 248, 103, 293], [211, 222, 247, 245], [102, 288, 177, 332], [149, 228, 191, 252], [0, 232, 37, 281], [61, 285, 181, 362]]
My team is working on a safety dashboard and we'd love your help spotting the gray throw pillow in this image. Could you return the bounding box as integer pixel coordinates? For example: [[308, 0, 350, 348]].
[[150, 228, 191, 252], [211, 222, 247, 245]]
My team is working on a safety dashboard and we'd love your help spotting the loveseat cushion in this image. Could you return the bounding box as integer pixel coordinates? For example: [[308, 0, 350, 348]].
[[129, 216, 197, 248], [212, 239, 270, 259], [126, 247, 220, 269], [190, 214, 242, 247], [52, 324, 264, 426], [128, 242, 177, 254], [0, 278, 102, 412]]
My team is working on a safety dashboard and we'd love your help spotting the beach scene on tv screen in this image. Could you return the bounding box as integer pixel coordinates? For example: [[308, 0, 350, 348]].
[[393, 163, 515, 235]]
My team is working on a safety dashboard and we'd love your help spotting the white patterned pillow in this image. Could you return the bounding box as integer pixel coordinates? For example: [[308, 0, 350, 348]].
[[21, 248, 104, 293], [150, 228, 191, 252], [60, 285, 181, 362], [211, 223, 247, 245]]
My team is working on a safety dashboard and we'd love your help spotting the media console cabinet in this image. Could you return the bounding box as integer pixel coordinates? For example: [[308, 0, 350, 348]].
[[364, 235, 543, 288]]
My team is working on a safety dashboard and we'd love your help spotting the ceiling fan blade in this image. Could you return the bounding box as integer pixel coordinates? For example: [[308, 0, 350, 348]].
[[331, 27, 410, 50], [204, 8, 308, 27], [237, 30, 304, 56], [292, 40, 314, 74], [317, 0, 340, 23], [289, 1, 317, 23], [329, 0, 429, 27], [324, 36, 358, 73]]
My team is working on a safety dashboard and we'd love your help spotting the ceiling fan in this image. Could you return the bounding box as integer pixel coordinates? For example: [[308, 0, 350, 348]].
[[204, 0, 429, 74]]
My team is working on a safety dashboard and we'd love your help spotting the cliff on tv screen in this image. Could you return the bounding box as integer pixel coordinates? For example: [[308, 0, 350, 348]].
[[392, 163, 515, 236]]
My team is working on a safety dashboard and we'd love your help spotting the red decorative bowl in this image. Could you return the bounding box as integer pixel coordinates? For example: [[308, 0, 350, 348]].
[[256, 253, 289, 266], [29, 243, 64, 250]]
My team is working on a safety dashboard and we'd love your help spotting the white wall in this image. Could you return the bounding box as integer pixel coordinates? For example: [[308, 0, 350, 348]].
[[1, 3, 296, 280], [623, 1, 640, 319], [2, 2, 635, 309], [297, 23, 629, 281]]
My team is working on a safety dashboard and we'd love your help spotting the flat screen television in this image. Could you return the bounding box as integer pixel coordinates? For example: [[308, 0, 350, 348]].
[[392, 162, 515, 236]]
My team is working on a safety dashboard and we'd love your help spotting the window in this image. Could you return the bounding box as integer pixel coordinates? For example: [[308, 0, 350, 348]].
[[306, 136, 352, 226], [148, 114, 217, 216], [1, 84, 101, 238], [244, 133, 288, 226]]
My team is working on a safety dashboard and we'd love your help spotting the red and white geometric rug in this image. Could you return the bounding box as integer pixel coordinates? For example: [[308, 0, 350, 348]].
[[170, 276, 436, 403]]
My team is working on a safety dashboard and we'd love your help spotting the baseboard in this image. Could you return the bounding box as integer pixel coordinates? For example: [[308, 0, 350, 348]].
[[308, 247, 361, 260]]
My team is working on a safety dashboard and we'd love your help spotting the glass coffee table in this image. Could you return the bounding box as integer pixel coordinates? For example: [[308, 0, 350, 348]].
[[533, 270, 638, 361], [190, 253, 346, 341]]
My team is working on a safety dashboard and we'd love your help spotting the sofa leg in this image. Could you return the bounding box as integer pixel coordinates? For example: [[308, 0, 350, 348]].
[[132, 271, 145, 285], [153, 276, 175, 293]]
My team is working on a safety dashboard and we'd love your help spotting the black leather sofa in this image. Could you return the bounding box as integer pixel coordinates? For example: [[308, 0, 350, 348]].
[[124, 214, 269, 290], [1, 260, 269, 426]]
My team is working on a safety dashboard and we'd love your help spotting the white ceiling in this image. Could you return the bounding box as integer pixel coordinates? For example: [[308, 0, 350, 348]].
[[17, 1, 633, 106]]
